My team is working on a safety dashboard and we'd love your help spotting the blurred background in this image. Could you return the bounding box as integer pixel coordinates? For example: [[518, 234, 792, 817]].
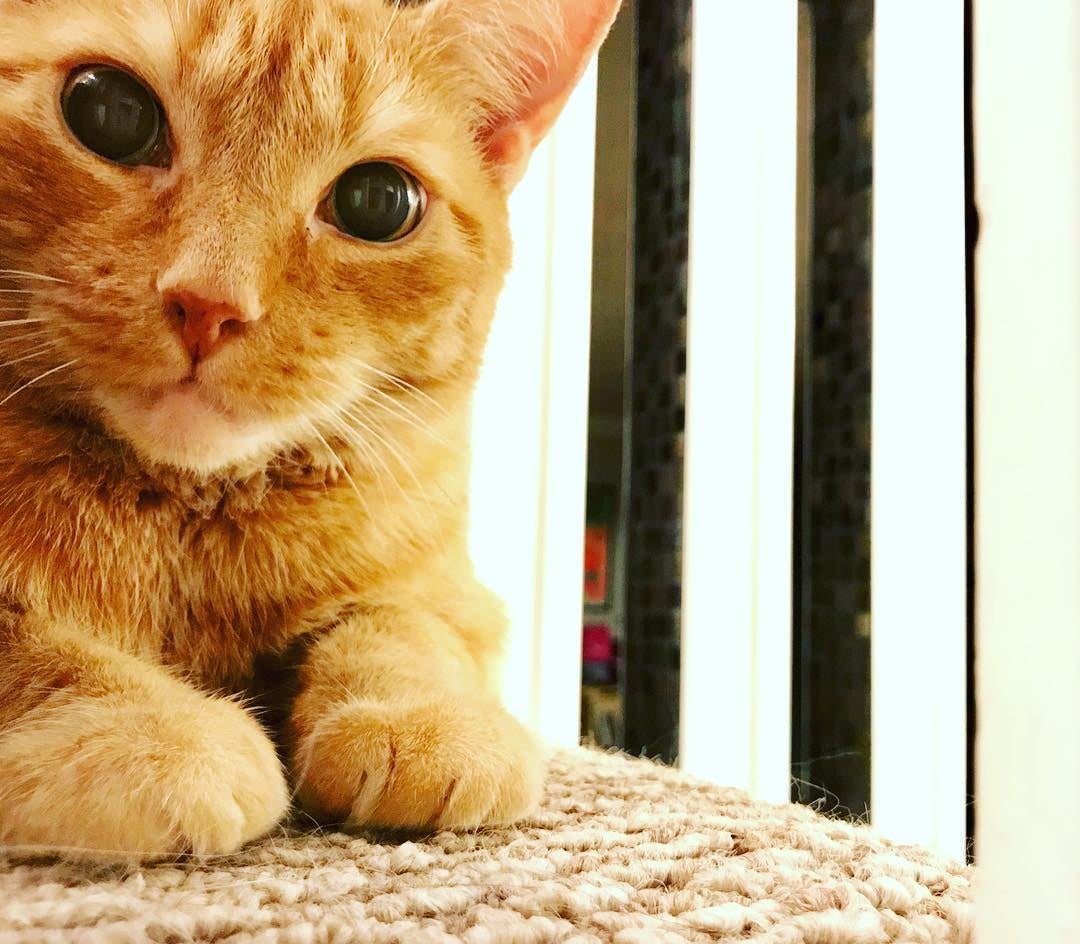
[[473, 1, 1077, 936], [580, 0, 885, 824], [470, 0, 983, 872]]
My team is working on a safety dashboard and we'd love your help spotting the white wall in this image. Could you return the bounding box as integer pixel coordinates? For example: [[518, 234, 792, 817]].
[[469, 65, 599, 748], [871, 0, 968, 861], [975, 3, 1080, 940], [680, 0, 797, 804]]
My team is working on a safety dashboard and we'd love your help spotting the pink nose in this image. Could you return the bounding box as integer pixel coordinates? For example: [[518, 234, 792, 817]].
[[165, 290, 256, 364]]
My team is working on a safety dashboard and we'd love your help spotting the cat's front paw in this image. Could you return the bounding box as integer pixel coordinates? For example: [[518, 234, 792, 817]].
[[0, 693, 289, 860], [296, 696, 545, 830]]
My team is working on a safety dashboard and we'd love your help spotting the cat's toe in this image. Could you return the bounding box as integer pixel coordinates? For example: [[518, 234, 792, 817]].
[[295, 697, 545, 831], [436, 741, 545, 828], [0, 694, 288, 861]]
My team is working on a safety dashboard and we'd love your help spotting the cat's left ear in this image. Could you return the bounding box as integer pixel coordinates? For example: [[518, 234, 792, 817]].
[[436, 0, 623, 189]]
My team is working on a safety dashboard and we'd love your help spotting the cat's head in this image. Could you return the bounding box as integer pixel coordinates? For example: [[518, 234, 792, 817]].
[[0, 0, 618, 475]]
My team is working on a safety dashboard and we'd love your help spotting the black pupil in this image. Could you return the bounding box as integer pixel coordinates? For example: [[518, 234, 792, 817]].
[[333, 163, 412, 241], [64, 68, 160, 164]]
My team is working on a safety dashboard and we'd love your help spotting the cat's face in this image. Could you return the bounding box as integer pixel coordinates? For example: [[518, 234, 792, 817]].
[[0, 0, 617, 474]]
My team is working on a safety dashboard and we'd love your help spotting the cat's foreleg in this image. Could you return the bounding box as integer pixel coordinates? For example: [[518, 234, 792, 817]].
[[288, 607, 546, 830], [0, 614, 288, 860]]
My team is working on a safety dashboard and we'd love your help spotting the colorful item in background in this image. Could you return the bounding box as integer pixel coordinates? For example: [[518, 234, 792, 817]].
[[583, 623, 616, 685], [583, 524, 609, 605], [584, 482, 615, 607], [581, 623, 621, 749]]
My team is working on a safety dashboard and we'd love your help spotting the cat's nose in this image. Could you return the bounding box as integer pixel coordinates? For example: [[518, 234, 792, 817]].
[[164, 290, 258, 364]]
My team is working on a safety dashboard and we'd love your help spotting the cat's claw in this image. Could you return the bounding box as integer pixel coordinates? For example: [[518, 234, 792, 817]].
[[296, 697, 545, 831]]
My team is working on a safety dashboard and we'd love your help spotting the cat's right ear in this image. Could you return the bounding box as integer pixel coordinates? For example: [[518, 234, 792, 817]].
[[431, 0, 623, 190]]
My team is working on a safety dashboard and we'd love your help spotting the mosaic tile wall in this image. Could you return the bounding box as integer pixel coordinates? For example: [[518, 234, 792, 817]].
[[623, 0, 691, 764], [792, 0, 875, 818]]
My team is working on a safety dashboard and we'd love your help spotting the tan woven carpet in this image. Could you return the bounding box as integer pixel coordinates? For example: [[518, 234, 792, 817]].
[[0, 748, 973, 943]]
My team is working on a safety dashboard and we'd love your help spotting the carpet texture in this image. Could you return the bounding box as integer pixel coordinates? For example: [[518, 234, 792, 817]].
[[0, 748, 973, 943]]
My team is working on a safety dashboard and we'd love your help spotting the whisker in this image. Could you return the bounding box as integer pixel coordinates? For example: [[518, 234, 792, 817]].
[[339, 404, 437, 519], [320, 373, 458, 453], [304, 397, 388, 478], [0, 289, 35, 295], [0, 269, 70, 284], [299, 413, 372, 518], [366, 387, 461, 453], [0, 319, 44, 327], [340, 356, 450, 419], [372, 374, 449, 417], [0, 358, 80, 407], [313, 402, 396, 509], [0, 344, 56, 369]]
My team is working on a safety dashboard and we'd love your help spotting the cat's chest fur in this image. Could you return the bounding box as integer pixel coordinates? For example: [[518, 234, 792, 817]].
[[0, 435, 418, 688]]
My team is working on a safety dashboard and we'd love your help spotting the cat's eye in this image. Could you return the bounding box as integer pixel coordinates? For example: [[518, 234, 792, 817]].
[[61, 66, 169, 167], [327, 162, 425, 243]]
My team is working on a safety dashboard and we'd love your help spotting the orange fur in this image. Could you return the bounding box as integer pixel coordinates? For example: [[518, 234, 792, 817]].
[[0, 0, 619, 860]]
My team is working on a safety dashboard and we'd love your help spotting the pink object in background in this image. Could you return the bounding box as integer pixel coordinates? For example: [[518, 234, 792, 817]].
[[583, 624, 616, 685], [583, 624, 614, 662]]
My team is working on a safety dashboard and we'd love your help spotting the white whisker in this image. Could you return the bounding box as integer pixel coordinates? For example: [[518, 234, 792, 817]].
[[0, 358, 80, 407], [319, 373, 457, 453], [337, 354, 450, 419], [0, 269, 70, 284], [367, 367, 449, 418], [299, 413, 372, 517], [0, 344, 56, 369], [366, 386, 460, 453], [339, 403, 436, 520], [313, 401, 397, 509], [0, 331, 47, 347], [0, 319, 43, 327], [303, 374, 440, 520]]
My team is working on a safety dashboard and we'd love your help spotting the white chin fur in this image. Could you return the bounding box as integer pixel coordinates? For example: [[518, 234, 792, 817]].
[[98, 387, 283, 475]]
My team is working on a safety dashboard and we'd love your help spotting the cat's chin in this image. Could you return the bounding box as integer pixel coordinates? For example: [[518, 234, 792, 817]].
[[95, 383, 285, 476]]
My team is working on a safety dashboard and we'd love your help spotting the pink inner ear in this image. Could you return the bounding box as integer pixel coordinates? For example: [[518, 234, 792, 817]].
[[481, 1, 622, 178]]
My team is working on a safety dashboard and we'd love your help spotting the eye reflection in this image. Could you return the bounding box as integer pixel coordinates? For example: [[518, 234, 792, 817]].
[[329, 162, 425, 243], [61, 66, 169, 167]]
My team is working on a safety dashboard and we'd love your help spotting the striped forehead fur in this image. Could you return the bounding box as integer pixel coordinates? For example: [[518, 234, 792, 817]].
[[0, 0, 569, 142]]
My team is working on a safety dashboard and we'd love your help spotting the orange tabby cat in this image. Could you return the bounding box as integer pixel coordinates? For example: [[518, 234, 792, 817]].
[[0, 0, 619, 859]]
